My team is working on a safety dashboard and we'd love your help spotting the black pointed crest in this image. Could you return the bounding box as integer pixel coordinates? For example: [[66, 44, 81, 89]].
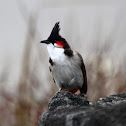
[[47, 22, 71, 49], [47, 22, 61, 41]]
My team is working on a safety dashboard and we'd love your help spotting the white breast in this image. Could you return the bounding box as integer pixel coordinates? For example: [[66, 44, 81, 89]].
[[47, 43, 66, 62], [47, 44, 83, 90]]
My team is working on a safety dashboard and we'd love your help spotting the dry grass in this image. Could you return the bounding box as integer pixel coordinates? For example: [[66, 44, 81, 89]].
[[0, 48, 126, 125], [0, 2, 126, 125]]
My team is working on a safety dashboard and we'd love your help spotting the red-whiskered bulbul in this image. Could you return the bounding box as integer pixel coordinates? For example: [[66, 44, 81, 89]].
[[40, 22, 87, 95]]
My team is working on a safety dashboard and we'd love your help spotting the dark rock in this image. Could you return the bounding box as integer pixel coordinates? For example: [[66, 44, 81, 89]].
[[38, 92, 126, 126]]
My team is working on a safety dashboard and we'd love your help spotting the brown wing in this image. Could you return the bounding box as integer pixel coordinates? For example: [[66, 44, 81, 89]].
[[77, 52, 87, 94]]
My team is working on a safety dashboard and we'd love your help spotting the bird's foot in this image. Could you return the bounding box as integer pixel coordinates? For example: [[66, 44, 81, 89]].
[[55, 88, 67, 94]]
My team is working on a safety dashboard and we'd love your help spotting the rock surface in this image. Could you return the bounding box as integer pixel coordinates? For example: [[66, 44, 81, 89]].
[[38, 92, 126, 126]]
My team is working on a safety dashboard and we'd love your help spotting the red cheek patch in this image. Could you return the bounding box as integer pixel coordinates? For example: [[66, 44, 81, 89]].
[[56, 41, 64, 47]]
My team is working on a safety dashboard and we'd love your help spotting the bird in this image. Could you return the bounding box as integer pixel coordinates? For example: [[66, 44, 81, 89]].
[[40, 22, 87, 95]]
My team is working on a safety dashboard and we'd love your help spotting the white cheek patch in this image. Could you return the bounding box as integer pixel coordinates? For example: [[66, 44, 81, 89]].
[[54, 43, 59, 48]]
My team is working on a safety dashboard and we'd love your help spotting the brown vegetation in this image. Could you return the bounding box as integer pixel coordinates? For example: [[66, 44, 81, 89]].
[[0, 1, 126, 126]]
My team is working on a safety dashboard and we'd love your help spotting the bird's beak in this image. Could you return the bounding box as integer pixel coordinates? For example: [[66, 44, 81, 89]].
[[40, 40, 50, 44]]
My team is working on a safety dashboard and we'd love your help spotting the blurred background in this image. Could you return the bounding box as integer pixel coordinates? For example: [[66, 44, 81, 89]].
[[0, 0, 126, 125]]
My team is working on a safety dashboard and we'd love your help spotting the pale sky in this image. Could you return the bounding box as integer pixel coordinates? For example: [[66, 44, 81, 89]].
[[0, 0, 126, 93]]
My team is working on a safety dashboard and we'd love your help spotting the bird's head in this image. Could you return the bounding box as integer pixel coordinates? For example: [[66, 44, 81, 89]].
[[40, 22, 70, 49]]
